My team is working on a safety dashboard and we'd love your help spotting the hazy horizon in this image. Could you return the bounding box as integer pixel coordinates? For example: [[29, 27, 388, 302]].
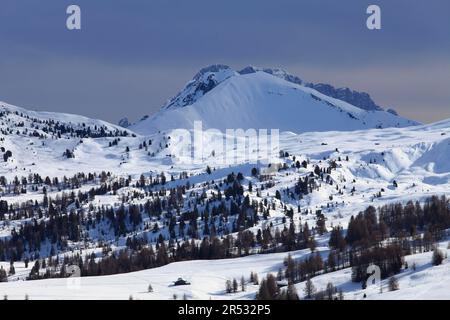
[[0, 0, 449, 124]]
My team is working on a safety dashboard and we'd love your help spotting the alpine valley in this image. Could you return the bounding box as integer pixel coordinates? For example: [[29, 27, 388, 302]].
[[0, 65, 449, 300]]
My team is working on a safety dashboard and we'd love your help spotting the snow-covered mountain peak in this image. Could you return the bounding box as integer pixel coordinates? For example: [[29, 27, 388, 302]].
[[131, 68, 419, 135], [239, 66, 304, 85], [192, 64, 234, 81], [164, 64, 238, 110], [156, 64, 402, 118], [162, 64, 305, 112]]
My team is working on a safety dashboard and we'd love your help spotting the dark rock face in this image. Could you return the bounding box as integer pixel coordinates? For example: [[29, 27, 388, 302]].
[[165, 65, 233, 109], [238, 66, 259, 75], [193, 64, 231, 81], [239, 66, 304, 86], [387, 108, 399, 116], [308, 84, 383, 112], [118, 117, 130, 128]]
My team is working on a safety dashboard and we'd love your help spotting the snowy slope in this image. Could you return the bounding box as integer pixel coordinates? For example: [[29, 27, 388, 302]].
[[131, 66, 418, 135], [239, 66, 388, 112], [0, 101, 131, 133], [0, 99, 449, 300], [0, 249, 314, 300], [0, 101, 142, 180], [0, 74, 449, 301], [1, 241, 449, 300], [0, 96, 447, 188], [293, 241, 450, 300]]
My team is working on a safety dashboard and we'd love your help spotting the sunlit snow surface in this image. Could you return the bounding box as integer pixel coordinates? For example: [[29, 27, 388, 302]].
[[0, 79, 449, 299]]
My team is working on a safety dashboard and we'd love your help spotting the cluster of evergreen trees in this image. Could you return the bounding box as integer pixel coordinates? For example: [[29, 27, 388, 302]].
[[225, 277, 246, 294], [1, 135, 448, 290], [350, 244, 404, 283], [0, 266, 7, 282], [0, 171, 116, 196], [0, 109, 131, 139], [256, 274, 299, 300], [346, 196, 450, 249], [283, 195, 449, 297], [0, 174, 133, 260]]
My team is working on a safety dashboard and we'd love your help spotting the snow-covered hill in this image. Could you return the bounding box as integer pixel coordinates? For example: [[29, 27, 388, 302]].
[[0, 101, 140, 179], [130, 65, 418, 135], [0, 101, 131, 134]]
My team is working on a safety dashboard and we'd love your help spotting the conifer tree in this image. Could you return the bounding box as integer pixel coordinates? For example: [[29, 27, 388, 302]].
[[232, 278, 238, 293], [240, 276, 246, 292], [388, 276, 399, 291], [432, 247, 445, 266], [0, 267, 7, 282], [286, 283, 299, 300], [225, 280, 232, 293], [304, 278, 316, 299]]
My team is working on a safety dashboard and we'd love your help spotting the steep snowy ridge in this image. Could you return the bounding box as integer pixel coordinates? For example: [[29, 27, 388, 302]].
[[131, 68, 418, 135], [239, 66, 390, 112], [163, 65, 238, 110], [239, 66, 305, 87]]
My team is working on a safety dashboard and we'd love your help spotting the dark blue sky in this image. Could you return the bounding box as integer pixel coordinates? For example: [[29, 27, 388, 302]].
[[0, 0, 449, 123]]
